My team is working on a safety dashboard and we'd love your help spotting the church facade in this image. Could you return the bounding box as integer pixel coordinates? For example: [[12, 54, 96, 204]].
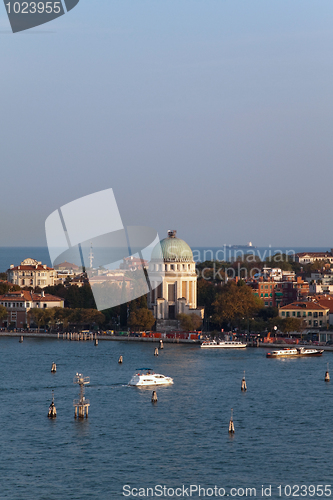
[[148, 230, 203, 324]]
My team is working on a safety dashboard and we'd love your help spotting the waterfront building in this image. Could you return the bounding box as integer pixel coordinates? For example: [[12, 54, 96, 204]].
[[148, 230, 204, 330], [311, 296, 333, 327], [0, 290, 64, 328], [295, 251, 333, 264], [7, 258, 55, 288], [279, 301, 329, 328]]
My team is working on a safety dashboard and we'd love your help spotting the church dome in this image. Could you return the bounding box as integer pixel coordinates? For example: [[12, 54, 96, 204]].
[[151, 230, 193, 262]]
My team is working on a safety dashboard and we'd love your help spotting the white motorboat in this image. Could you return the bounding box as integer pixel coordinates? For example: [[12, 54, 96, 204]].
[[128, 368, 174, 387], [200, 340, 247, 349], [266, 347, 324, 358]]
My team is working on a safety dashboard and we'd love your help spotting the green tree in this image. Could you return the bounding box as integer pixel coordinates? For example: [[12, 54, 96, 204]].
[[177, 313, 202, 332], [0, 305, 8, 323], [81, 309, 105, 329], [213, 281, 263, 327], [128, 308, 155, 331], [279, 317, 304, 334], [28, 308, 47, 332]]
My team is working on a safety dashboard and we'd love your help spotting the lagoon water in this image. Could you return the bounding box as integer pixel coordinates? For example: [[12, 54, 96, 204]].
[[0, 337, 332, 499]]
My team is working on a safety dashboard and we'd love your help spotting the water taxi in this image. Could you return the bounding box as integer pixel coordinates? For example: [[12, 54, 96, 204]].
[[266, 347, 324, 358], [128, 368, 173, 387], [200, 340, 247, 348]]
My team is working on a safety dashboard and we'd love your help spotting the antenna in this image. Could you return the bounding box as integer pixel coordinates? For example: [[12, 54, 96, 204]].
[[89, 242, 94, 269]]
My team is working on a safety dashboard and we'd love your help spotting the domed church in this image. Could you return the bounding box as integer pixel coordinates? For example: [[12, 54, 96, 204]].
[[148, 230, 203, 329]]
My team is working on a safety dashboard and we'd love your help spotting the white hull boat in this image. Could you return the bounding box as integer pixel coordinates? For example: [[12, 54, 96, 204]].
[[266, 347, 324, 358], [200, 340, 247, 349], [129, 369, 173, 387]]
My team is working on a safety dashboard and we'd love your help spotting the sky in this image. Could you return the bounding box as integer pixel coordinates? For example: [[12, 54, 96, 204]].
[[0, 0, 333, 248]]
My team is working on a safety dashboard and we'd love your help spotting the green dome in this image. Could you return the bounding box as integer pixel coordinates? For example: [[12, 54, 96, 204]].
[[151, 231, 193, 262]]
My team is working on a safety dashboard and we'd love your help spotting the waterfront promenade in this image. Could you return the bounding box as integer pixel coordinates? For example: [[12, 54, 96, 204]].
[[1, 331, 333, 349]]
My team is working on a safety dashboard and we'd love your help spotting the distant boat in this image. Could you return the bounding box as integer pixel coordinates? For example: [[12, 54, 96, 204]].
[[229, 242, 257, 249], [200, 340, 247, 349], [266, 348, 323, 358]]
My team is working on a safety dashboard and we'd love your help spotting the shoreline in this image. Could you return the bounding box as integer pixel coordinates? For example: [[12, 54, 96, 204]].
[[0, 332, 200, 344], [1, 332, 333, 349]]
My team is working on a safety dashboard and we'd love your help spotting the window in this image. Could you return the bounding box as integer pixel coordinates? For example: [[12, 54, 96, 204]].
[[297, 312, 301, 317], [319, 312, 323, 317], [282, 312, 285, 316], [292, 311, 296, 317], [308, 320, 312, 325], [308, 312, 312, 316]]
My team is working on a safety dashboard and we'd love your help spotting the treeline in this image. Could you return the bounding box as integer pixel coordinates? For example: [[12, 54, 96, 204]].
[[28, 307, 105, 331], [198, 279, 304, 334]]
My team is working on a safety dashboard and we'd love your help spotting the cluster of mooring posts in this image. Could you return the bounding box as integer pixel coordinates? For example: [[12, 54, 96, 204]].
[[51, 362, 57, 373], [154, 347, 159, 356], [58, 332, 98, 341], [73, 373, 90, 418], [118, 355, 123, 364], [48, 391, 57, 418]]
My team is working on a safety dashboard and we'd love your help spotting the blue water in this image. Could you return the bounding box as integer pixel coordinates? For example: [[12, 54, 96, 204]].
[[0, 246, 331, 273], [0, 337, 332, 499]]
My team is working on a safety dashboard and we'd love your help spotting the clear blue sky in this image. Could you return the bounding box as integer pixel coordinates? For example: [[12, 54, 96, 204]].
[[1, 0, 332, 247]]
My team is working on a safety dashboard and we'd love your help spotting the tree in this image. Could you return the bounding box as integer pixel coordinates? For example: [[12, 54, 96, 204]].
[[53, 307, 73, 331], [177, 313, 202, 332], [197, 280, 219, 316], [28, 308, 47, 332], [81, 309, 105, 329], [0, 305, 8, 324], [213, 281, 263, 327], [279, 317, 304, 334], [128, 308, 155, 331]]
